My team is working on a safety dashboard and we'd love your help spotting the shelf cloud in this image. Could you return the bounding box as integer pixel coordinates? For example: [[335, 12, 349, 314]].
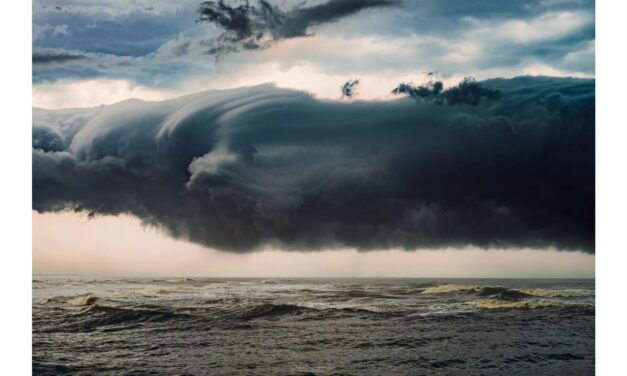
[[32, 76, 595, 253]]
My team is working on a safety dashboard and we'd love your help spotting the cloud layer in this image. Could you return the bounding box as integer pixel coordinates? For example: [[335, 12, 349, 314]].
[[32, 76, 595, 253]]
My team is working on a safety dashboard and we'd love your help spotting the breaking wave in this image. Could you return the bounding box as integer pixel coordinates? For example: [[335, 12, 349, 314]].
[[421, 284, 478, 294], [422, 284, 589, 299], [68, 295, 104, 306], [44, 294, 107, 306], [468, 299, 589, 310], [519, 288, 587, 298]]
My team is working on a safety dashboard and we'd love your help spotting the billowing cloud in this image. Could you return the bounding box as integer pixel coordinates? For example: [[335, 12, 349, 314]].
[[32, 76, 595, 253], [197, 0, 398, 55]]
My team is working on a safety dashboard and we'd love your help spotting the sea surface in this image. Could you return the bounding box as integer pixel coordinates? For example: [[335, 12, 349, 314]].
[[32, 277, 594, 375]]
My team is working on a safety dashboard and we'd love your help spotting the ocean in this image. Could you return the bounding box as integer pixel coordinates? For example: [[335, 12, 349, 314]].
[[32, 277, 595, 375]]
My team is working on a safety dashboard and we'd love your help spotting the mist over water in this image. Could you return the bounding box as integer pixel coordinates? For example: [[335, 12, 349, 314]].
[[33, 277, 594, 375]]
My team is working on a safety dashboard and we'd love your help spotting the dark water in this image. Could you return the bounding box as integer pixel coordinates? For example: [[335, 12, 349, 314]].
[[32, 277, 594, 375]]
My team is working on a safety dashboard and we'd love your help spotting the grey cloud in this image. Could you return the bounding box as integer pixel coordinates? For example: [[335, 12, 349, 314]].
[[32, 49, 89, 65], [32, 76, 595, 253], [197, 0, 398, 55]]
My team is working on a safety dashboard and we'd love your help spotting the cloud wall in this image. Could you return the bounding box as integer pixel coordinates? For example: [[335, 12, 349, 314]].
[[32, 76, 595, 252]]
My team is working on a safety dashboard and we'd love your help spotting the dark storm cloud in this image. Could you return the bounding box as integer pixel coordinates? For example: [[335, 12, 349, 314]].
[[32, 49, 89, 65], [32, 76, 595, 253], [197, 0, 398, 54], [341, 79, 359, 98], [392, 77, 501, 106]]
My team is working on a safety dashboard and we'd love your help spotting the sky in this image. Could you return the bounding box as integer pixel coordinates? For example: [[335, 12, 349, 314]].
[[33, 211, 594, 277], [32, 0, 595, 108], [32, 0, 595, 277]]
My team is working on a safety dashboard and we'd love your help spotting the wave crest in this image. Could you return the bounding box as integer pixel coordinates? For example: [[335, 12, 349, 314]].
[[421, 284, 589, 299], [519, 288, 587, 298], [469, 299, 588, 310], [421, 284, 477, 294]]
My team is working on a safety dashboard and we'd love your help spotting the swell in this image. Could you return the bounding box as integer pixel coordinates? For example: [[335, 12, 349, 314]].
[[41, 294, 384, 332], [37, 282, 594, 330], [223, 303, 309, 320], [212, 303, 379, 320], [38, 304, 196, 333]]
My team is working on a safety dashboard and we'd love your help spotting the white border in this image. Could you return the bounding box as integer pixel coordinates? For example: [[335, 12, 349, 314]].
[[596, 0, 627, 374], [2, 0, 625, 373], [1, 0, 32, 373]]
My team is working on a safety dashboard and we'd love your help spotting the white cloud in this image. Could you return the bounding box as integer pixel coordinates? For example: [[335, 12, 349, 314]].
[[52, 24, 70, 36], [32, 79, 183, 109]]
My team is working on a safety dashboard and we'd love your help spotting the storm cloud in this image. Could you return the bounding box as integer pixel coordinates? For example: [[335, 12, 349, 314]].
[[197, 0, 398, 54], [32, 76, 595, 253]]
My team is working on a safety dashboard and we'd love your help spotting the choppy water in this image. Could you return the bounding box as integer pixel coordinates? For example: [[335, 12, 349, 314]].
[[33, 277, 594, 375]]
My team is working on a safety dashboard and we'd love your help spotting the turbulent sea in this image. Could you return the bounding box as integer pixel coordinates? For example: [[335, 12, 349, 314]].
[[32, 277, 594, 375]]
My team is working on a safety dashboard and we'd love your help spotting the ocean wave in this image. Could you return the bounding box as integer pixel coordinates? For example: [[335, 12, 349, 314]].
[[40, 295, 197, 331], [421, 284, 478, 294], [215, 302, 382, 321], [475, 287, 532, 300], [111, 286, 195, 298], [342, 290, 404, 299], [384, 287, 427, 295], [200, 281, 242, 289], [519, 288, 587, 298], [66, 305, 194, 331], [44, 286, 197, 306], [421, 284, 589, 299], [62, 300, 381, 328], [68, 295, 104, 306], [163, 278, 197, 283], [468, 299, 588, 310], [44, 294, 106, 306], [229, 303, 307, 319]]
